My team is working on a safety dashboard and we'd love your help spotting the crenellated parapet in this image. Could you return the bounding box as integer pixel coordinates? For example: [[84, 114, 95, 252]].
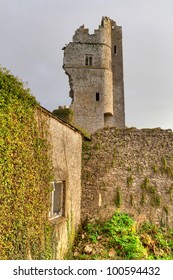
[[72, 17, 121, 47], [63, 17, 125, 134]]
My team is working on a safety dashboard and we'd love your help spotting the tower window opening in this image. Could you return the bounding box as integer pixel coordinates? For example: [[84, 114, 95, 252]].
[[85, 55, 93, 66], [96, 92, 100, 101], [85, 56, 88, 65], [114, 45, 117, 54]]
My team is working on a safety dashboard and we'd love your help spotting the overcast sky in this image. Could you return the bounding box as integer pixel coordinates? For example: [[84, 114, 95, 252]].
[[1, 0, 173, 129]]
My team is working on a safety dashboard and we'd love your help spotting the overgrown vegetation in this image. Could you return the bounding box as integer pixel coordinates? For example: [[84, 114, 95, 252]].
[[52, 107, 74, 124], [0, 67, 54, 259], [67, 212, 173, 260]]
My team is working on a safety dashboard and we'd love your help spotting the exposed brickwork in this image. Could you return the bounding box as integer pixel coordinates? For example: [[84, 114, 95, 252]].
[[82, 127, 173, 227], [63, 17, 125, 134]]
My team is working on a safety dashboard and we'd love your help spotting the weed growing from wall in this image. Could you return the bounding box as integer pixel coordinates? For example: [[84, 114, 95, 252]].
[[127, 175, 133, 187], [152, 165, 158, 173], [160, 156, 173, 177], [140, 177, 161, 208], [0, 67, 53, 259], [130, 194, 134, 206], [140, 192, 146, 205], [161, 156, 167, 172], [114, 187, 121, 208], [151, 194, 161, 207]]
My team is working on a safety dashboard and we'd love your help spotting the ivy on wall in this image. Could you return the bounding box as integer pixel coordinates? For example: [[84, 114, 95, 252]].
[[0, 67, 54, 259]]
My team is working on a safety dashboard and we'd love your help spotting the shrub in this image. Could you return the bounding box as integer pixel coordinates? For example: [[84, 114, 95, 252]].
[[103, 212, 147, 259]]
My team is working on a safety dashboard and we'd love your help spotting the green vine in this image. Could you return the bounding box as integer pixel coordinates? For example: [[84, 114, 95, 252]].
[[0, 67, 54, 259]]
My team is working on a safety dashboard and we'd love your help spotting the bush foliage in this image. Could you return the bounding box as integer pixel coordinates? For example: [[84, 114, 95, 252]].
[[69, 212, 173, 260], [52, 107, 73, 124]]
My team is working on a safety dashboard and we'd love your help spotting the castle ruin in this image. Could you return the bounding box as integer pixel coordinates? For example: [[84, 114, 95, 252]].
[[63, 17, 125, 134]]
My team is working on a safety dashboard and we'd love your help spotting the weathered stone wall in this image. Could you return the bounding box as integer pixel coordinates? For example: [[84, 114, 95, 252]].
[[38, 107, 82, 259], [82, 127, 173, 227], [111, 24, 125, 128], [63, 17, 125, 134]]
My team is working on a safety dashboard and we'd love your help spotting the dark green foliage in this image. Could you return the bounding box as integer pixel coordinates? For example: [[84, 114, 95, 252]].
[[70, 212, 173, 260], [103, 212, 146, 259], [85, 222, 102, 243], [52, 107, 73, 124], [0, 67, 54, 259]]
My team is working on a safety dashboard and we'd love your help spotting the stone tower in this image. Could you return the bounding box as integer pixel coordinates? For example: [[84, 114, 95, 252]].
[[63, 17, 125, 134]]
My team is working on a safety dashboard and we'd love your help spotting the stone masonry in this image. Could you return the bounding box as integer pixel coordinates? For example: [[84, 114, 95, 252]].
[[37, 107, 82, 259], [82, 127, 173, 227], [63, 17, 125, 134]]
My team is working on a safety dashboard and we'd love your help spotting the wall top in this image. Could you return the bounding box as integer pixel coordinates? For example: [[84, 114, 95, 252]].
[[69, 16, 122, 45]]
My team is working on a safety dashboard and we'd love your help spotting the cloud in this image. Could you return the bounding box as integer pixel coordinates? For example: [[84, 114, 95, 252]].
[[1, 0, 173, 128]]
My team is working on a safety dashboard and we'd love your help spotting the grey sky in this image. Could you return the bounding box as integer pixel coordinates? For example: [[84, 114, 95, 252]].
[[1, 0, 173, 129]]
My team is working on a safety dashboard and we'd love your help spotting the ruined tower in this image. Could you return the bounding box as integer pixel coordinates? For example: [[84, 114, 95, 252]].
[[63, 17, 125, 134]]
